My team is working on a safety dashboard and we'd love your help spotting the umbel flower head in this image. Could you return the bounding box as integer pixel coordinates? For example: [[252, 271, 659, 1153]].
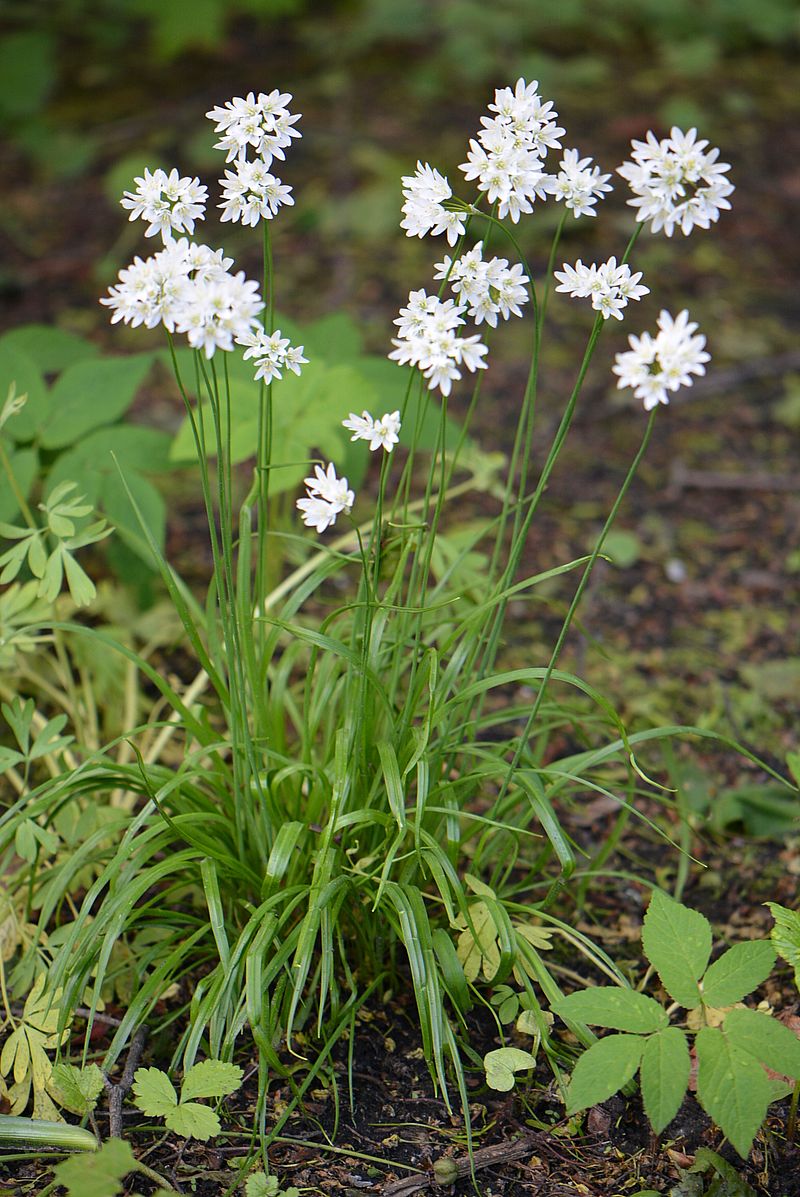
[[433, 240, 529, 327], [554, 257, 649, 321], [618, 126, 733, 237], [343, 410, 401, 453], [296, 463, 354, 533], [207, 90, 301, 227], [101, 239, 263, 358], [120, 167, 208, 243], [459, 78, 564, 223], [550, 148, 613, 218], [388, 290, 488, 396], [613, 309, 710, 409], [401, 163, 467, 247], [237, 328, 308, 382]]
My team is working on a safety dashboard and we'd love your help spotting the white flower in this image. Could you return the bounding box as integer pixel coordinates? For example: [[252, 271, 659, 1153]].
[[101, 239, 263, 358], [206, 90, 301, 166], [297, 462, 354, 532], [554, 256, 649, 321], [174, 270, 264, 358], [236, 328, 307, 381], [219, 158, 294, 225], [120, 168, 207, 242], [613, 309, 710, 409], [388, 290, 488, 397], [343, 410, 401, 452], [550, 148, 613, 218], [401, 162, 467, 246], [434, 240, 529, 327], [618, 126, 733, 237], [459, 78, 563, 223]]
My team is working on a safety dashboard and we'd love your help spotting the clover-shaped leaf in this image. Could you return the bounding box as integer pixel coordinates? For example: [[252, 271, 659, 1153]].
[[132, 1059, 243, 1141]]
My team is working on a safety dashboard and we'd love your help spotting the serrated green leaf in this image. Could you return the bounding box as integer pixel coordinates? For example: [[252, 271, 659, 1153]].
[[640, 1027, 690, 1133], [701, 941, 776, 1008], [695, 1025, 772, 1158], [54, 1139, 136, 1197], [245, 1175, 278, 1197], [41, 354, 154, 449], [554, 987, 667, 1034], [165, 1100, 220, 1140], [723, 1006, 800, 1079], [766, 902, 800, 989], [50, 1062, 105, 1115], [132, 1066, 179, 1117], [180, 1059, 243, 1101], [483, 1047, 537, 1092], [565, 1034, 645, 1113], [642, 890, 712, 1008]]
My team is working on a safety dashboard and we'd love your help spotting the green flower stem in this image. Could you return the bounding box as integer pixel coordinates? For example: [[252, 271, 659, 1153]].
[[496, 407, 658, 805], [0, 441, 36, 530]]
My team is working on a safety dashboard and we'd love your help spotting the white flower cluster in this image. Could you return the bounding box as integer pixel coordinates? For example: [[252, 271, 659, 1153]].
[[207, 90, 300, 225], [618, 126, 733, 237], [433, 240, 529, 327], [237, 328, 308, 382], [401, 163, 467, 247], [554, 256, 649, 321], [388, 290, 488, 397], [101, 239, 263, 357], [343, 410, 401, 453], [296, 463, 354, 533], [613, 309, 710, 409], [120, 167, 208, 242], [550, 148, 613, 218], [459, 78, 564, 223]]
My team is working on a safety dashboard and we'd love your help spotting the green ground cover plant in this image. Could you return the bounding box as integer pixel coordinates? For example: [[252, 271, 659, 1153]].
[[0, 76, 796, 1189]]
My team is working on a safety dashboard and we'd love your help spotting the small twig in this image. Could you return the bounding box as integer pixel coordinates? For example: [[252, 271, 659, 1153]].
[[105, 1026, 147, 1140], [382, 1133, 543, 1195]]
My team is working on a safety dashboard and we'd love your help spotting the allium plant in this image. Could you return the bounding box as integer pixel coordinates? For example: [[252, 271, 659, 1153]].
[[3, 81, 779, 1141]]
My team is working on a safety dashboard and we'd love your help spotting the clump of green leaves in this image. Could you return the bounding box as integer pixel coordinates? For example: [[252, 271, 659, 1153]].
[[552, 891, 800, 1157], [132, 1060, 243, 1140]]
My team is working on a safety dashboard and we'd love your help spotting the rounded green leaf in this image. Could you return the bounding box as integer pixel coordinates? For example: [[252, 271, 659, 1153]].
[[642, 890, 712, 1008], [565, 1033, 645, 1113], [41, 354, 154, 449], [640, 1027, 690, 1133], [701, 941, 776, 1008], [483, 1047, 537, 1092], [554, 987, 667, 1034]]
